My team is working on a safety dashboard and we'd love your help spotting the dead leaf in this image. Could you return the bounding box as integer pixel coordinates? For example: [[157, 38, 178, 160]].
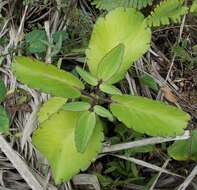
[[161, 86, 178, 104]]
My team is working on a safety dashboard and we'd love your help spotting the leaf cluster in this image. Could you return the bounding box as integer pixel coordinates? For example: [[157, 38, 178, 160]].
[[11, 7, 191, 184]]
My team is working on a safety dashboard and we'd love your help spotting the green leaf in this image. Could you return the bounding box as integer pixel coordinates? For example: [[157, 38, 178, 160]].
[[100, 83, 122, 95], [173, 42, 192, 62], [25, 29, 47, 53], [0, 79, 6, 103], [168, 129, 197, 161], [75, 111, 96, 153], [38, 97, 67, 124], [94, 105, 113, 122], [52, 31, 68, 44], [139, 74, 158, 91], [76, 66, 98, 86], [191, 0, 197, 13], [146, 0, 188, 27], [110, 95, 190, 136], [86, 7, 151, 84], [33, 110, 103, 184], [97, 43, 124, 82], [12, 56, 84, 98], [92, 0, 153, 10], [62, 102, 91, 112], [0, 106, 9, 133]]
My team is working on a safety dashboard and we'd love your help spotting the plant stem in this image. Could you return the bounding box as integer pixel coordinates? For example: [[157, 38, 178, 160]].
[[80, 90, 113, 104]]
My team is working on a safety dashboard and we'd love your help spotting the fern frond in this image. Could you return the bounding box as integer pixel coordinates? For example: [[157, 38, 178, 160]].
[[91, 0, 153, 10], [146, 0, 188, 27]]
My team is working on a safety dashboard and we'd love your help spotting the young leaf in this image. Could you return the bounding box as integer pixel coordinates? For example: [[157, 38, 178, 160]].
[[0, 106, 9, 133], [75, 111, 96, 153], [76, 66, 98, 86], [110, 95, 190, 137], [97, 43, 124, 82], [0, 79, 6, 103], [146, 0, 188, 27], [100, 83, 122, 95], [94, 105, 113, 122], [92, 0, 153, 10], [139, 74, 158, 91], [168, 129, 197, 161], [86, 7, 151, 84], [25, 29, 47, 53], [62, 102, 91, 112], [33, 110, 104, 184], [12, 56, 84, 98], [38, 97, 67, 124]]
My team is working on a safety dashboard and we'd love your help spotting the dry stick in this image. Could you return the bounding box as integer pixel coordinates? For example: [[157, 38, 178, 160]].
[[126, 73, 135, 95], [16, 5, 28, 41], [45, 21, 52, 64], [177, 165, 197, 190], [73, 174, 101, 190], [102, 130, 190, 153], [149, 159, 170, 190], [21, 106, 39, 150], [0, 135, 43, 190], [112, 154, 183, 178]]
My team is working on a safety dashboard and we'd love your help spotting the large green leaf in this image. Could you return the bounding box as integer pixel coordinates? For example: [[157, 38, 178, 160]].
[[38, 97, 67, 124], [12, 56, 84, 98], [0, 106, 9, 133], [168, 129, 197, 161], [75, 111, 96, 153], [0, 79, 6, 103], [33, 110, 103, 184], [86, 7, 151, 84], [110, 95, 190, 136], [97, 43, 124, 82]]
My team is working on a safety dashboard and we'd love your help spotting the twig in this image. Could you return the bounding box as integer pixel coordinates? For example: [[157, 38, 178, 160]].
[[149, 159, 170, 190], [73, 174, 101, 190], [126, 73, 135, 95], [102, 130, 190, 153], [81, 90, 113, 104], [177, 165, 197, 190], [21, 105, 39, 150]]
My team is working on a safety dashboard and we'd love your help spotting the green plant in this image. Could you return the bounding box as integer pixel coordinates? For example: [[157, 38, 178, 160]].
[[172, 40, 197, 69], [25, 29, 48, 54], [146, 0, 188, 26], [0, 79, 9, 133], [168, 129, 197, 161], [92, 0, 188, 27], [12, 8, 190, 184], [190, 0, 197, 13], [91, 0, 153, 10]]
